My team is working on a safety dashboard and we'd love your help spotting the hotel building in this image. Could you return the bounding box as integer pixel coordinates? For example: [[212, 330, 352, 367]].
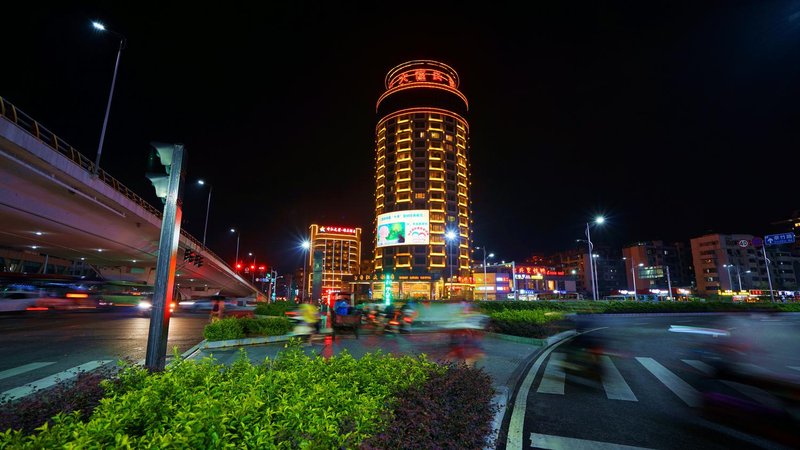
[[372, 60, 472, 300], [306, 224, 361, 300]]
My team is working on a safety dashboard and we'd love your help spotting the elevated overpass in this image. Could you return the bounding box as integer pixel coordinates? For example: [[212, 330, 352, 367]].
[[0, 97, 263, 299]]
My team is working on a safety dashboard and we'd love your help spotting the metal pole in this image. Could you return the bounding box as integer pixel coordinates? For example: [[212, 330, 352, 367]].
[[666, 265, 673, 301], [593, 254, 600, 299], [585, 223, 596, 300], [483, 248, 488, 301], [511, 261, 517, 300], [449, 240, 453, 299], [202, 185, 212, 247], [736, 266, 742, 291], [145, 143, 185, 371], [762, 245, 775, 302], [725, 265, 733, 291], [235, 233, 240, 269], [93, 39, 124, 175], [301, 249, 308, 302], [632, 262, 638, 301]]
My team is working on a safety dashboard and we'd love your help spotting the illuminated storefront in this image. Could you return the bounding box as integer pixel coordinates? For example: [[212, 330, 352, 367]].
[[371, 60, 473, 300]]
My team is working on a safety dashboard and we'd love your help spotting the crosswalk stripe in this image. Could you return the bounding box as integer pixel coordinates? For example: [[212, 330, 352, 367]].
[[636, 357, 701, 407], [0, 360, 113, 402], [681, 359, 714, 375], [537, 352, 566, 395], [787, 366, 800, 372], [529, 432, 655, 449], [599, 355, 637, 401], [0, 362, 55, 380]]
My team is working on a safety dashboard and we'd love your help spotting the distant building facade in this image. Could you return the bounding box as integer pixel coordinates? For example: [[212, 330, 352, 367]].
[[622, 241, 694, 294], [306, 225, 362, 299], [690, 233, 798, 297]]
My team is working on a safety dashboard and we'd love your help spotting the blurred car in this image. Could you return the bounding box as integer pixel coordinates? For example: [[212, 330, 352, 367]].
[[137, 297, 177, 317], [178, 295, 253, 315], [34, 289, 106, 310], [0, 291, 42, 312]]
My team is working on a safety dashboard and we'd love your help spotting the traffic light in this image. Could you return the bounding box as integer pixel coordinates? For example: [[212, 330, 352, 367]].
[[145, 143, 178, 204], [194, 254, 204, 268], [183, 250, 195, 263], [236, 263, 242, 271]]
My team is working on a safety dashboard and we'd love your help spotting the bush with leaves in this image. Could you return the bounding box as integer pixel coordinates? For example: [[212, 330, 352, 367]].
[[254, 301, 296, 317], [203, 317, 292, 341], [0, 363, 119, 434], [0, 346, 440, 448], [361, 362, 496, 450]]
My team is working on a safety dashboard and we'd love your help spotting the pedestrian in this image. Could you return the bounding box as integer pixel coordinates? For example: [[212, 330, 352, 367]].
[[300, 303, 320, 334], [210, 296, 225, 321]]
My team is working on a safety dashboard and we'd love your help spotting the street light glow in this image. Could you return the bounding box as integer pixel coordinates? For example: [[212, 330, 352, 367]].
[[230, 228, 236, 233], [638, 263, 644, 267], [92, 21, 106, 31], [301, 240, 310, 249], [197, 179, 205, 185], [595, 216, 605, 224], [488, 253, 495, 258], [445, 231, 456, 240]]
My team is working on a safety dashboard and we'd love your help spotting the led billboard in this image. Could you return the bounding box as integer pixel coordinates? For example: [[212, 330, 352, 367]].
[[376, 210, 430, 248]]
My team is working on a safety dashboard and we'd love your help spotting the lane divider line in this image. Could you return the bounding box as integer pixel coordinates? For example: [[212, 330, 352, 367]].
[[0, 362, 55, 381], [1, 360, 112, 402]]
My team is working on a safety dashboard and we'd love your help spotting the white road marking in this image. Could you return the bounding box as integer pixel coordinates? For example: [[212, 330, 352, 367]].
[[681, 359, 715, 375], [0, 360, 112, 401], [529, 432, 655, 449], [537, 352, 566, 395], [507, 330, 591, 449], [0, 362, 55, 380], [636, 357, 701, 407], [599, 355, 637, 401], [788, 366, 800, 372]]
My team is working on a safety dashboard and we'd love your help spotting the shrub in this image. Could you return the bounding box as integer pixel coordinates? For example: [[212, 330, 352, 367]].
[[254, 301, 295, 317], [0, 364, 118, 434], [361, 362, 496, 450], [0, 348, 439, 448], [203, 317, 244, 341], [239, 317, 292, 337]]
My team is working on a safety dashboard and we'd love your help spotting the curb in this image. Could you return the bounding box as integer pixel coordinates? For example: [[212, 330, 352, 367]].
[[201, 333, 301, 349], [485, 386, 508, 450]]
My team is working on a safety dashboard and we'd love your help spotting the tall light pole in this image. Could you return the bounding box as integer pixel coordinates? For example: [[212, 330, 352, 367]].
[[584, 216, 605, 300], [634, 263, 643, 301], [475, 246, 494, 301], [722, 264, 735, 291], [301, 240, 310, 303], [230, 228, 240, 269], [91, 21, 126, 176], [197, 180, 212, 247], [666, 265, 673, 301], [446, 230, 457, 299]]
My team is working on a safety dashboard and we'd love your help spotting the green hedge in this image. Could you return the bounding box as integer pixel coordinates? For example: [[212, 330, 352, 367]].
[[0, 347, 440, 448], [203, 317, 291, 341], [253, 301, 296, 317]]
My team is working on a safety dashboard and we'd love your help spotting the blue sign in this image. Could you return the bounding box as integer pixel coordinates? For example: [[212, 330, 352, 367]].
[[764, 232, 796, 246]]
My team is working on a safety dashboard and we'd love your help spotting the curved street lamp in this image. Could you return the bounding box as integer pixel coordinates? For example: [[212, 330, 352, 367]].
[[584, 216, 605, 300], [229, 228, 240, 269], [91, 21, 126, 176], [197, 180, 213, 247]]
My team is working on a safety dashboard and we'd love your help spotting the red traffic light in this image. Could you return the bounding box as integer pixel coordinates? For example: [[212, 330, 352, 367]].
[[250, 265, 256, 270], [259, 266, 266, 271], [236, 263, 242, 270]]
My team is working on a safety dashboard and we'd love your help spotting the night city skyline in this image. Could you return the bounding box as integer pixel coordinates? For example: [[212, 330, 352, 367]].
[[3, 2, 798, 272]]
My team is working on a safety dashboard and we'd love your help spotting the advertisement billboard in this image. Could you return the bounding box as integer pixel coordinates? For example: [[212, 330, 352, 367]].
[[377, 210, 430, 248]]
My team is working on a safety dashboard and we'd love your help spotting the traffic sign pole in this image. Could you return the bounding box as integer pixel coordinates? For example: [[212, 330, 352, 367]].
[[762, 245, 775, 303]]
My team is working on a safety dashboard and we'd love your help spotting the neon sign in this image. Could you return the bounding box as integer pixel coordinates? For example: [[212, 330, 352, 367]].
[[388, 68, 457, 89], [319, 226, 357, 234]]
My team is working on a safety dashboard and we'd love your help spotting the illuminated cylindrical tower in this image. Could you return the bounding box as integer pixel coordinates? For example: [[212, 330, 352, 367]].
[[374, 60, 472, 300]]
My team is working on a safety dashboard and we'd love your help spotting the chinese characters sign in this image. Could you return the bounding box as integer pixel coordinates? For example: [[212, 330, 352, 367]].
[[388, 69, 457, 90], [319, 226, 357, 235]]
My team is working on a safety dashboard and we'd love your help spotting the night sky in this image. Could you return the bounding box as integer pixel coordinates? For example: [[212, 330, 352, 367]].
[[3, 2, 799, 272]]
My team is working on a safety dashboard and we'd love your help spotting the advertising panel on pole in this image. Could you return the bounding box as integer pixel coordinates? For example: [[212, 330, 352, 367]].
[[376, 209, 430, 247]]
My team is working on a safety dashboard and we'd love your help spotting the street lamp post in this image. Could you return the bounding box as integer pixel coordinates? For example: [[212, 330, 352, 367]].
[[666, 265, 673, 301], [230, 228, 240, 269], [446, 230, 457, 299], [197, 180, 212, 247], [301, 240, 310, 303], [723, 264, 735, 291], [475, 246, 494, 301], [634, 263, 643, 301], [585, 216, 605, 300], [91, 21, 126, 176]]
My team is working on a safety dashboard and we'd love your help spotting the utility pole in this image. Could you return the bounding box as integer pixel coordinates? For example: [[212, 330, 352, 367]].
[[762, 245, 775, 302], [666, 265, 673, 301]]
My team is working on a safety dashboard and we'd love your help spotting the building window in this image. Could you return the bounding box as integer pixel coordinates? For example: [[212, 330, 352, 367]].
[[414, 150, 426, 158], [414, 192, 426, 199], [414, 181, 426, 189], [414, 170, 425, 178], [414, 141, 425, 149], [414, 256, 426, 265]]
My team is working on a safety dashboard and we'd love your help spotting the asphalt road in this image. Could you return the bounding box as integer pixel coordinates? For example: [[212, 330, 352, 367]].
[[506, 314, 800, 450], [0, 307, 208, 393]]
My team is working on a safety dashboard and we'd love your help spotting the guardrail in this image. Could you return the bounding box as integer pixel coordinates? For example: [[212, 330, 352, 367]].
[[0, 96, 232, 270]]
